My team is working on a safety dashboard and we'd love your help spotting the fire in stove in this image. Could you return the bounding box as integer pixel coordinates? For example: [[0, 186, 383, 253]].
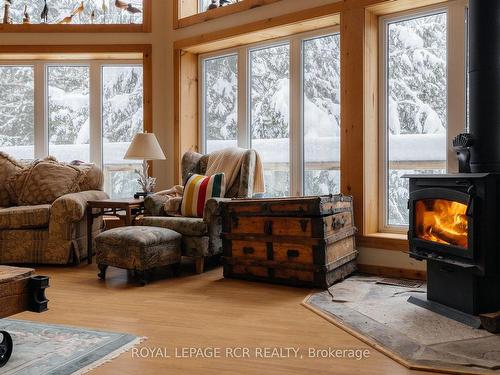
[[415, 199, 468, 249]]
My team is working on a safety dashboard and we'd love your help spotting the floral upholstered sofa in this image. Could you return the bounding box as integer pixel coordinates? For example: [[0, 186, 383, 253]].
[[0, 152, 108, 265], [142, 149, 257, 273]]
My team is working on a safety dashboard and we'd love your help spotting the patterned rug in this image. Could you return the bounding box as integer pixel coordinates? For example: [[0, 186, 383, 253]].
[[0, 319, 144, 375], [303, 276, 500, 375]]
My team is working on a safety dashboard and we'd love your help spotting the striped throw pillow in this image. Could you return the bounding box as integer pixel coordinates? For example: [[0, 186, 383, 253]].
[[181, 173, 226, 218]]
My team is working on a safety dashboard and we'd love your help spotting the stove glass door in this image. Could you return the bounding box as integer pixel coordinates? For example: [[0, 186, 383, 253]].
[[415, 199, 468, 249]]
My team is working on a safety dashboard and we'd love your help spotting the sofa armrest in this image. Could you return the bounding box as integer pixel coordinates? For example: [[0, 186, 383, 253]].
[[51, 190, 110, 222], [203, 198, 231, 225], [144, 193, 169, 216]]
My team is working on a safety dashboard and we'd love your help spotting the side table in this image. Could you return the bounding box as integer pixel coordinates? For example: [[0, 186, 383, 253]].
[[86, 199, 145, 264]]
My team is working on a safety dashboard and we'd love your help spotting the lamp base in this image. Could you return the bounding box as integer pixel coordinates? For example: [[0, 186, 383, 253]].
[[134, 192, 152, 199]]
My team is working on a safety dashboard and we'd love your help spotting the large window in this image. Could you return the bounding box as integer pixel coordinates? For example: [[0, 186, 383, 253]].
[[48, 65, 90, 162], [250, 44, 290, 197], [0, 61, 144, 199], [201, 29, 340, 197], [303, 34, 341, 196], [380, 5, 467, 230], [102, 65, 144, 198], [202, 54, 238, 153], [0, 66, 34, 160]]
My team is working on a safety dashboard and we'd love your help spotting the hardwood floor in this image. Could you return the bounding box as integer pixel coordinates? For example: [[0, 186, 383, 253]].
[[14, 262, 436, 375]]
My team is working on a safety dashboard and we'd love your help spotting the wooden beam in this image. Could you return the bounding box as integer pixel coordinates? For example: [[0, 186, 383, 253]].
[[363, 8, 380, 235], [174, 3, 343, 52], [175, 0, 285, 29], [340, 6, 365, 235]]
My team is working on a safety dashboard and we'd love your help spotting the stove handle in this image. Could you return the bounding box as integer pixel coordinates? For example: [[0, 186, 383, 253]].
[[466, 185, 475, 217]]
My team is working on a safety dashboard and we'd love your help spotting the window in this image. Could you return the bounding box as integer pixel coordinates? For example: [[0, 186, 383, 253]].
[[380, 5, 468, 230], [0, 66, 34, 160], [8, 1, 144, 24], [0, 61, 144, 199], [250, 44, 290, 197], [102, 65, 144, 198], [48, 65, 90, 162], [203, 54, 238, 153], [303, 34, 341, 196], [200, 29, 340, 197]]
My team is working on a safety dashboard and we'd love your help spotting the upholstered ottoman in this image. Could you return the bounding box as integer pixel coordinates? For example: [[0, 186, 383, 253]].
[[95, 226, 182, 285]]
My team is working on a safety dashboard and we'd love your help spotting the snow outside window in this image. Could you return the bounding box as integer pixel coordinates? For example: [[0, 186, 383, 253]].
[[204, 55, 238, 153], [48, 65, 90, 163], [250, 44, 291, 197], [7, 0, 143, 25], [384, 12, 448, 227], [102, 66, 144, 199], [0, 62, 144, 199], [303, 34, 341, 196], [0, 66, 35, 160]]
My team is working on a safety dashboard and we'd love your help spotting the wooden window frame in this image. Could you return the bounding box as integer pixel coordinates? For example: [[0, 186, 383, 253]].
[[378, 2, 467, 234], [174, 0, 283, 29], [0, 0, 151, 33], [359, 0, 466, 250]]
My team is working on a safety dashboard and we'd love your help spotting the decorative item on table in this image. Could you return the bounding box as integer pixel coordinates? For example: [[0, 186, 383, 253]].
[[452, 133, 474, 173], [22, 4, 30, 24], [219, 0, 234, 7], [102, 0, 108, 23], [206, 0, 239, 11], [207, 0, 218, 10], [2, 0, 12, 24], [124, 132, 166, 199], [40, 0, 49, 23], [57, 1, 84, 24], [115, 0, 141, 23]]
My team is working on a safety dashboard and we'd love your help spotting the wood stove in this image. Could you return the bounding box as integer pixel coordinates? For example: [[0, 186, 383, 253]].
[[406, 173, 500, 320], [405, 0, 500, 325]]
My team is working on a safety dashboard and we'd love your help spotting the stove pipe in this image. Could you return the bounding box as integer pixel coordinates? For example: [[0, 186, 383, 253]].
[[469, 0, 500, 173]]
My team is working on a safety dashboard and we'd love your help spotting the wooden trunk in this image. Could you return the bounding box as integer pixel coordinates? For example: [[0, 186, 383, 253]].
[[221, 195, 357, 289], [0, 266, 49, 318]]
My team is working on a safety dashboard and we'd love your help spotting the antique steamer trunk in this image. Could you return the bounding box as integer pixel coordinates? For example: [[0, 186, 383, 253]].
[[220, 195, 357, 288]]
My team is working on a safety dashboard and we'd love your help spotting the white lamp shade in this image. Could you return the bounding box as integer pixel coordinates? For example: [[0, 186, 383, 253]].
[[124, 132, 166, 160]]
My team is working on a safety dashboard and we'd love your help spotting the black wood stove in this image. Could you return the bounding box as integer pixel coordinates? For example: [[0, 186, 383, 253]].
[[405, 0, 500, 326]]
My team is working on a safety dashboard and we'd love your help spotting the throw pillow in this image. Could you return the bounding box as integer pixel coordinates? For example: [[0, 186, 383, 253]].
[[8, 160, 83, 206], [0, 152, 24, 207], [181, 173, 225, 218], [73, 163, 104, 191]]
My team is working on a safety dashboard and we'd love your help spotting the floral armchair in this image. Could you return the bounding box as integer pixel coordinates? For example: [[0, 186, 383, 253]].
[[142, 149, 257, 273]]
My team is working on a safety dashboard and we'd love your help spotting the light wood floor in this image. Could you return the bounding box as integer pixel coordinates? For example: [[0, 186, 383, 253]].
[[14, 262, 437, 375]]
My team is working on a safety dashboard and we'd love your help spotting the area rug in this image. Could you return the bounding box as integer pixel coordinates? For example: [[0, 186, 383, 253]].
[[0, 319, 144, 375], [303, 275, 500, 375]]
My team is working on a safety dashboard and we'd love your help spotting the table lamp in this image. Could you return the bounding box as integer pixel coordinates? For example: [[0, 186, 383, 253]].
[[124, 132, 166, 198]]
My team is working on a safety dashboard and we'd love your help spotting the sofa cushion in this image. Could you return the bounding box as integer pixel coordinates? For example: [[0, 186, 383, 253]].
[[0, 152, 24, 207], [72, 163, 104, 191], [96, 226, 181, 247], [0, 205, 51, 229], [8, 160, 83, 206], [141, 216, 208, 236], [181, 173, 226, 218]]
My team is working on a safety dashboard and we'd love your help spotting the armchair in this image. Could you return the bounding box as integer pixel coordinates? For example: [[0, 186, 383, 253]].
[[142, 149, 257, 273]]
